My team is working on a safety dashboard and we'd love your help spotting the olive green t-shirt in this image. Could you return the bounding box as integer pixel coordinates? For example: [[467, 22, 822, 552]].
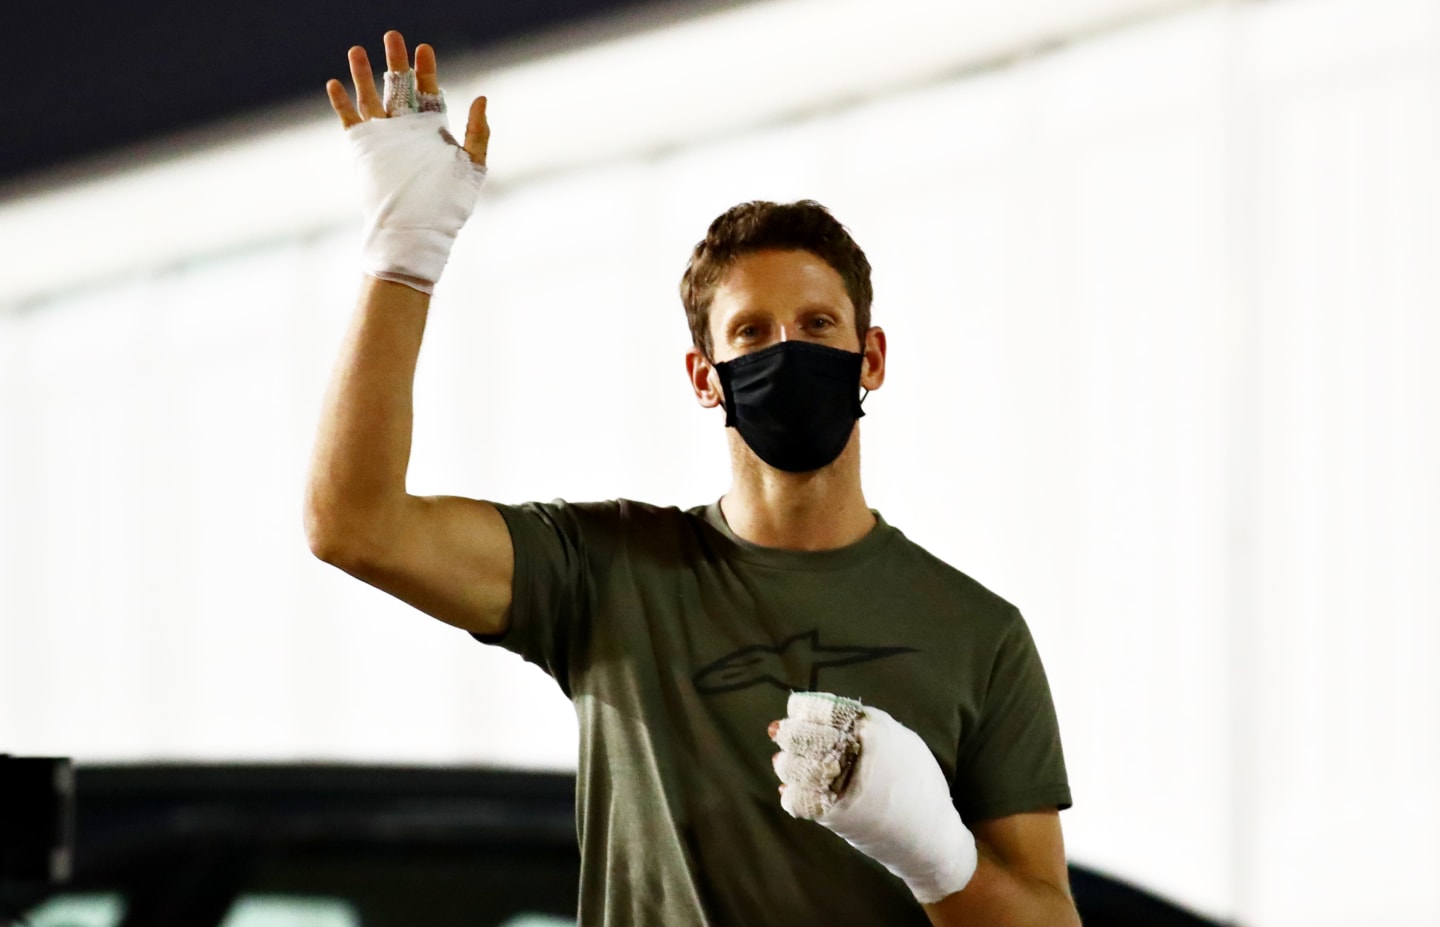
[[479, 499, 1070, 926]]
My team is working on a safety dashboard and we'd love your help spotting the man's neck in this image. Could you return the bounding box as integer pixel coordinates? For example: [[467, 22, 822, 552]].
[[720, 432, 876, 551]]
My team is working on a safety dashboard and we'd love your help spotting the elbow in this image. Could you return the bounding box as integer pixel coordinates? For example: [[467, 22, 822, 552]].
[[304, 505, 350, 567], [304, 512, 345, 566], [304, 494, 379, 572]]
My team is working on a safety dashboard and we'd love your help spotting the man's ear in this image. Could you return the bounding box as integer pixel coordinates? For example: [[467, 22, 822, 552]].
[[686, 346, 723, 409], [861, 326, 887, 391]]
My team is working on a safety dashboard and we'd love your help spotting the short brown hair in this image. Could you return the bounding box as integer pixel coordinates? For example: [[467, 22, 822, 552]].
[[679, 200, 873, 358]]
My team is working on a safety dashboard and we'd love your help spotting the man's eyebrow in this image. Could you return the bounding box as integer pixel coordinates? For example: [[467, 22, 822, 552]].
[[726, 303, 844, 326], [722, 307, 768, 332]]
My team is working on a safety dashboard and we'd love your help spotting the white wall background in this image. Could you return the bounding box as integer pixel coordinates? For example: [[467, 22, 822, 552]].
[[2, 0, 1438, 924]]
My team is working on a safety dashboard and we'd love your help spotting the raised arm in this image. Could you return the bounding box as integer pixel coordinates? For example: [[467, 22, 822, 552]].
[[305, 32, 514, 637]]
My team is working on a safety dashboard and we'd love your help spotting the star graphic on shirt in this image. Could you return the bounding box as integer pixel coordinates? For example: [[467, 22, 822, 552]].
[[691, 630, 918, 695]]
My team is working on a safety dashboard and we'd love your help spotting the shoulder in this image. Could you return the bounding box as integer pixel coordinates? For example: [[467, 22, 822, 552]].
[[495, 497, 675, 524], [495, 497, 703, 550], [882, 523, 1023, 631]]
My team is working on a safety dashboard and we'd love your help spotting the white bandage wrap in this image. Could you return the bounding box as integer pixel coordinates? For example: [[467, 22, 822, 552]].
[[382, 68, 445, 116], [776, 692, 979, 905], [775, 693, 863, 819], [347, 76, 485, 294]]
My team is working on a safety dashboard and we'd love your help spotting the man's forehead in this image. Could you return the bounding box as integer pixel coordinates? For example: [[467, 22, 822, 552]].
[[710, 250, 855, 318]]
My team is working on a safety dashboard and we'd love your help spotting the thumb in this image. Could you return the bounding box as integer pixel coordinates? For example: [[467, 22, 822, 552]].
[[464, 96, 489, 167]]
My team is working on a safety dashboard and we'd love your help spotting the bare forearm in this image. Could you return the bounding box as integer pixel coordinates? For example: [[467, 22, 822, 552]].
[[923, 843, 1081, 927], [306, 275, 429, 553]]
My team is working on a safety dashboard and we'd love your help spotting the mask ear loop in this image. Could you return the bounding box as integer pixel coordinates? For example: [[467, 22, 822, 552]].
[[859, 343, 872, 407]]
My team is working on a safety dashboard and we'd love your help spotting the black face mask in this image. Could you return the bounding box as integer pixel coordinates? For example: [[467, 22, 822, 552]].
[[713, 340, 867, 473]]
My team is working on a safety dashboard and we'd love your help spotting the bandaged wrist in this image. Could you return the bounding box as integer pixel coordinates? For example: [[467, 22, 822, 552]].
[[347, 102, 486, 294], [776, 692, 979, 905]]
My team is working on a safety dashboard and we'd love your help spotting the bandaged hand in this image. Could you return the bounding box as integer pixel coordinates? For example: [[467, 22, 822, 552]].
[[770, 691, 979, 905], [327, 31, 490, 294]]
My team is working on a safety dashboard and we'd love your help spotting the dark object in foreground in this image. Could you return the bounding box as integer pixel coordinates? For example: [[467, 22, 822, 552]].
[[1, 764, 1224, 927], [0, 756, 74, 885]]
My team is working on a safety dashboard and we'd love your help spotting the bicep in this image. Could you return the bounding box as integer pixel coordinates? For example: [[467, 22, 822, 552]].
[[970, 810, 1072, 899], [342, 494, 515, 636]]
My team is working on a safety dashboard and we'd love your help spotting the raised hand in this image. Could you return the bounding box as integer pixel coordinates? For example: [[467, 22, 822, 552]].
[[326, 31, 488, 168], [325, 30, 489, 293]]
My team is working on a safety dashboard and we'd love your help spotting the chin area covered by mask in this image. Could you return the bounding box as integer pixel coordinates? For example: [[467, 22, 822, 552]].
[[714, 340, 867, 473]]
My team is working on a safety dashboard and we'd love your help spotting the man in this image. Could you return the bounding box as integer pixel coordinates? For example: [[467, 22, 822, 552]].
[[308, 30, 1078, 927]]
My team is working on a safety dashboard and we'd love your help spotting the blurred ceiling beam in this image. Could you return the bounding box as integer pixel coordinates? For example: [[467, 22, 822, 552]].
[[0, 0, 1198, 309]]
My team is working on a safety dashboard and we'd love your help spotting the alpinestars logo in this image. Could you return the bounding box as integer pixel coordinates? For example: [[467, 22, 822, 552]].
[[692, 630, 918, 695]]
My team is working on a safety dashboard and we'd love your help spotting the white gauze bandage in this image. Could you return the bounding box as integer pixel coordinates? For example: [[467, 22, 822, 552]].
[[383, 68, 445, 115], [347, 71, 486, 294], [775, 691, 979, 905]]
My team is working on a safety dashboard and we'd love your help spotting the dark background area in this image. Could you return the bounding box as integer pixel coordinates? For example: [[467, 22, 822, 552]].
[[4, 0, 695, 191], [1, 763, 1228, 927]]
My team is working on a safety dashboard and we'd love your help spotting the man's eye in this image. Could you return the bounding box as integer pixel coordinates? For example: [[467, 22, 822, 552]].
[[810, 318, 834, 329], [737, 325, 757, 338]]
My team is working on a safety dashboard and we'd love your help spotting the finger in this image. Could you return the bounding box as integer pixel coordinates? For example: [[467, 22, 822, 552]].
[[463, 96, 489, 166], [384, 30, 409, 74], [774, 718, 843, 755], [773, 750, 799, 784], [415, 43, 439, 95], [768, 720, 780, 740], [349, 46, 384, 120], [780, 779, 827, 819], [787, 691, 863, 726], [326, 79, 361, 129], [773, 749, 841, 788]]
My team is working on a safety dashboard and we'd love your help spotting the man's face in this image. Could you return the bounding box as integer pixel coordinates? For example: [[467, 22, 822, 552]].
[[685, 247, 886, 414], [705, 249, 861, 363]]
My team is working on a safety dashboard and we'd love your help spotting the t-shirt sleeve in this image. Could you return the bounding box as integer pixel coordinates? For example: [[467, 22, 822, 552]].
[[470, 499, 616, 697], [953, 610, 1072, 823]]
